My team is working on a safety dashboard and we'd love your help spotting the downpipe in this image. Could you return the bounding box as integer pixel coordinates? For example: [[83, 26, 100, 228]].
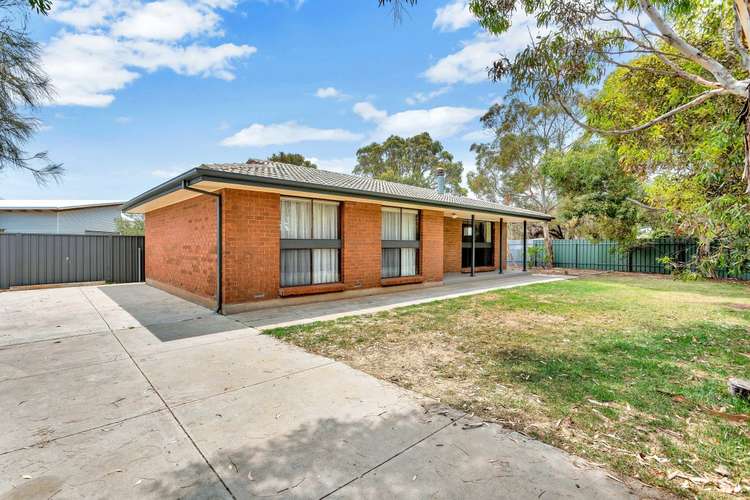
[[181, 179, 223, 314]]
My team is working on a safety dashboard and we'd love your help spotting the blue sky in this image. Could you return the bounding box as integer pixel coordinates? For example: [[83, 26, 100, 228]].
[[3, 0, 538, 201]]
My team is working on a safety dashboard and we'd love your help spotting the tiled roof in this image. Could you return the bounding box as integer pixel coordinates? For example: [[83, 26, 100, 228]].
[[197, 160, 551, 220]]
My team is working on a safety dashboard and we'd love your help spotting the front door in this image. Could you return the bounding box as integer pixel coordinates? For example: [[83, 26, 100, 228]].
[[461, 220, 494, 270]]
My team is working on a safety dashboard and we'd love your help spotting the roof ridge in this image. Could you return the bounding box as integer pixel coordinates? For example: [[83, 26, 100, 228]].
[[130, 161, 550, 220], [236, 159, 546, 216]]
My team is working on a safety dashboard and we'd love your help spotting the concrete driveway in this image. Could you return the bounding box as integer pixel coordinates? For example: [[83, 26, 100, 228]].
[[0, 283, 660, 499]]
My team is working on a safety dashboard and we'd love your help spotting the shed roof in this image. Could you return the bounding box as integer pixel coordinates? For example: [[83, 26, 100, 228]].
[[0, 200, 123, 211]]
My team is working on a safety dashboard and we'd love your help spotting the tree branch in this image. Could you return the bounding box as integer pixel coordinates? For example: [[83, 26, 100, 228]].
[[734, 4, 750, 70], [557, 88, 726, 136], [639, 0, 743, 94], [626, 197, 667, 213], [651, 52, 722, 89]]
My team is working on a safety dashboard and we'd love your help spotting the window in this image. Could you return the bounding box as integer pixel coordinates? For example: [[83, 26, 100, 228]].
[[381, 207, 419, 278], [280, 197, 340, 287], [461, 220, 494, 268]]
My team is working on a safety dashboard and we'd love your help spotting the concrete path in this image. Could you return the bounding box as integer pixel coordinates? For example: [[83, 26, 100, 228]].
[[0, 282, 661, 499], [231, 272, 568, 330]]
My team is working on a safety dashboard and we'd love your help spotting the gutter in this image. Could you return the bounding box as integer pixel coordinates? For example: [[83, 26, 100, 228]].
[[123, 168, 553, 222], [181, 179, 223, 314]]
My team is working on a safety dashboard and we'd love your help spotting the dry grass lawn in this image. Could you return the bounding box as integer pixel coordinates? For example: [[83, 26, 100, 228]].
[[268, 275, 750, 498]]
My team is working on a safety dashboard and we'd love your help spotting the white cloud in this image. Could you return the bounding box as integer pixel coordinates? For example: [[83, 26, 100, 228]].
[[315, 86, 347, 99], [309, 157, 356, 174], [405, 86, 450, 105], [433, 1, 474, 32], [425, 13, 543, 85], [111, 0, 221, 40], [51, 0, 127, 29], [461, 128, 493, 142], [353, 101, 483, 141], [43, 32, 255, 106], [43, 0, 253, 106], [221, 122, 363, 147], [353, 101, 388, 122]]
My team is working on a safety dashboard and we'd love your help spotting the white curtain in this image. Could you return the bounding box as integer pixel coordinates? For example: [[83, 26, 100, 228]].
[[401, 248, 416, 276], [280, 249, 311, 287], [281, 198, 311, 239], [382, 208, 400, 240], [482, 221, 492, 243], [313, 249, 339, 283], [313, 200, 338, 239], [401, 209, 418, 240], [381, 248, 400, 278]]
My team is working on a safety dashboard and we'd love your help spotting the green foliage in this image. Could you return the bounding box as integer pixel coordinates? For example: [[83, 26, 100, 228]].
[[543, 141, 645, 242], [354, 132, 467, 195], [467, 98, 573, 213], [587, 43, 750, 277], [115, 216, 144, 236], [266, 152, 317, 169], [26, 0, 51, 14], [526, 245, 545, 267]]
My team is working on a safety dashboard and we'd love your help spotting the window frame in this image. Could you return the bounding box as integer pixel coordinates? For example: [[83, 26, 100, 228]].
[[381, 207, 421, 278], [280, 196, 342, 287]]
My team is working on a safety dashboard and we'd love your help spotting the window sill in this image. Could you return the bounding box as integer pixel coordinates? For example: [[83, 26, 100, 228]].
[[381, 275, 425, 286], [279, 282, 346, 297]]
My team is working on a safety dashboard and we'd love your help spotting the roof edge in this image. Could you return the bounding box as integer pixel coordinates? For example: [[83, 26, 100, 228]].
[[122, 168, 202, 212], [124, 167, 553, 221]]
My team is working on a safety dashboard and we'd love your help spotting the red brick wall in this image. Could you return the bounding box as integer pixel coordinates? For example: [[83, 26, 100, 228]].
[[222, 189, 280, 304], [421, 210, 444, 282], [342, 201, 381, 290], [493, 221, 501, 268], [145, 195, 217, 304], [443, 217, 462, 273]]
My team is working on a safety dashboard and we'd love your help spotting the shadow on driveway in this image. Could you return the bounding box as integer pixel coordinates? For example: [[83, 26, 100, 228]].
[[143, 409, 654, 500], [96, 284, 246, 343]]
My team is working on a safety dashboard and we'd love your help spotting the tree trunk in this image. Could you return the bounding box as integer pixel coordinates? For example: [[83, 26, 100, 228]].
[[542, 222, 554, 268], [697, 236, 715, 278], [744, 105, 750, 193]]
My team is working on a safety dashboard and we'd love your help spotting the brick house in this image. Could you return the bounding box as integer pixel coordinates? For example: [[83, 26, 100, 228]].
[[123, 160, 552, 313]]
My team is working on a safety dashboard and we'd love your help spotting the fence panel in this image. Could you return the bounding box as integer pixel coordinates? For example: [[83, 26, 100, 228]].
[[0, 233, 145, 289], [507, 238, 749, 281]]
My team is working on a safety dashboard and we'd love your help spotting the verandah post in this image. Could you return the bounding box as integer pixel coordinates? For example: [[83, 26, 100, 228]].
[[523, 220, 527, 272], [471, 214, 476, 277], [498, 218, 503, 274]]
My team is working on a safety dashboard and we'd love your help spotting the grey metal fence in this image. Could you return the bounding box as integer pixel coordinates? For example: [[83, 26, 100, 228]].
[[0, 233, 145, 289]]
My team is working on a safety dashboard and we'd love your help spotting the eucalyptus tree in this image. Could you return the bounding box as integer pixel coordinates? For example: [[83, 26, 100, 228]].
[[468, 98, 576, 262], [354, 132, 467, 196], [380, 0, 750, 192], [266, 152, 318, 168]]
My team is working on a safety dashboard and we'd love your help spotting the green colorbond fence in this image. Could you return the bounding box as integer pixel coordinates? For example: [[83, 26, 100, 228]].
[[513, 238, 749, 281]]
